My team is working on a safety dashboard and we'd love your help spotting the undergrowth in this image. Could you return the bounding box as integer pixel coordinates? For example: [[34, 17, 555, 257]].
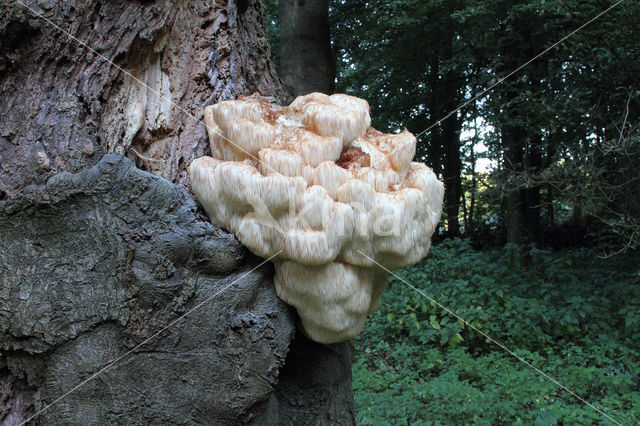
[[353, 239, 640, 425]]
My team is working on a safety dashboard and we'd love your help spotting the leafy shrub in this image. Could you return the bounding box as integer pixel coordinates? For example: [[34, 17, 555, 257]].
[[353, 239, 640, 424]]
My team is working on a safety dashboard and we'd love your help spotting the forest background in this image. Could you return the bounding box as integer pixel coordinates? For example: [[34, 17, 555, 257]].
[[265, 0, 639, 423]]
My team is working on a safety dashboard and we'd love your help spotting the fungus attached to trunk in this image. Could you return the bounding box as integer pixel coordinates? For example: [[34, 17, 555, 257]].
[[190, 93, 444, 344]]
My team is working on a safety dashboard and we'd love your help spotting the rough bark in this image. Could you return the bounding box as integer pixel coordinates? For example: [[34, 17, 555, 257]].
[[279, 0, 335, 97], [0, 154, 355, 425], [0, 0, 286, 199], [0, 1, 355, 424], [275, 331, 355, 424], [1, 154, 292, 424]]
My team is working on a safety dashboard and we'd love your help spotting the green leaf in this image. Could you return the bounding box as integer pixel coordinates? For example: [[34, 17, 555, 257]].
[[429, 315, 441, 330]]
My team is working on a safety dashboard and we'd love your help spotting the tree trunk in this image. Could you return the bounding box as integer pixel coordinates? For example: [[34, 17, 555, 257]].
[[426, 58, 443, 178], [546, 183, 554, 225], [0, 1, 354, 424], [523, 135, 542, 245], [438, 66, 463, 238], [426, 41, 463, 238], [279, 0, 335, 97], [443, 113, 463, 238], [503, 124, 525, 245], [468, 118, 478, 236]]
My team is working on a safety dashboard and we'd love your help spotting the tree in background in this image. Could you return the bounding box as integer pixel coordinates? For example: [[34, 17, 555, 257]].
[[265, 0, 640, 250], [464, 0, 640, 248], [474, 0, 640, 249], [332, 0, 471, 237], [279, 0, 335, 96]]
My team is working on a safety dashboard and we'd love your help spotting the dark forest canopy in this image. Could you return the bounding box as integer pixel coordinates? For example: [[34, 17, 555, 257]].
[[265, 0, 640, 252]]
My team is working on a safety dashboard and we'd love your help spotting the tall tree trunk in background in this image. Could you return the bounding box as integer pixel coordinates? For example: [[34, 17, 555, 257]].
[[443, 110, 463, 237], [279, 0, 335, 96], [546, 183, 554, 225], [0, 1, 355, 424], [468, 114, 478, 235], [542, 133, 558, 235], [520, 55, 546, 246], [433, 31, 463, 238], [503, 124, 525, 245], [523, 134, 542, 245], [426, 36, 463, 238], [426, 57, 443, 178], [498, 28, 530, 247]]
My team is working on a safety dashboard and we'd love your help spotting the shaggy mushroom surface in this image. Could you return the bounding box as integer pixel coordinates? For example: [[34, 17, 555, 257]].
[[190, 93, 443, 343]]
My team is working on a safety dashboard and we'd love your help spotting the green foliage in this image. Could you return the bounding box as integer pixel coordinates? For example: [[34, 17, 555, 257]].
[[353, 240, 640, 424]]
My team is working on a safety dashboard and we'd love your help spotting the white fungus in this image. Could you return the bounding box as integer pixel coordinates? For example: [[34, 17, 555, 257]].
[[190, 93, 444, 343]]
